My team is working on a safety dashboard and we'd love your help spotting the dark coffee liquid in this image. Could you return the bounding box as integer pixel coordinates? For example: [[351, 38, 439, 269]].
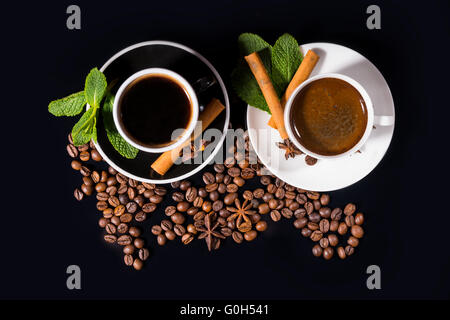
[[290, 78, 367, 156], [118, 74, 192, 148]]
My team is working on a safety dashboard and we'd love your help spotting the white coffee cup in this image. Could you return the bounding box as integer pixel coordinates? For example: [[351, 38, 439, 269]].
[[284, 73, 394, 160], [113, 68, 199, 153]]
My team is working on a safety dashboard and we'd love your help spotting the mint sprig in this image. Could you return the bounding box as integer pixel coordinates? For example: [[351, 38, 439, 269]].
[[48, 68, 138, 159], [232, 33, 303, 113]]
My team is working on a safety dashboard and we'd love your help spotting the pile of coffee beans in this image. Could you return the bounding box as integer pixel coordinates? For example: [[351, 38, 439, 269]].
[[66, 130, 366, 270], [67, 133, 167, 270]]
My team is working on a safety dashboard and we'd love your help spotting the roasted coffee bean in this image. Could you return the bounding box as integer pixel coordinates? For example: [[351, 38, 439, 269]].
[[288, 201, 300, 211], [227, 219, 235, 229], [151, 224, 163, 235], [354, 212, 364, 226], [117, 235, 132, 246], [214, 164, 225, 173], [67, 144, 78, 158], [258, 203, 270, 215], [107, 196, 120, 208], [165, 230, 176, 241], [96, 201, 108, 211], [185, 187, 197, 202], [294, 217, 308, 229], [108, 166, 118, 175], [344, 203, 356, 216], [193, 196, 204, 208], [305, 156, 318, 166], [104, 234, 117, 244], [320, 194, 330, 206], [328, 234, 339, 246], [224, 157, 236, 168], [212, 200, 223, 212], [138, 248, 149, 261], [281, 208, 293, 219], [79, 151, 90, 161], [71, 160, 82, 171], [270, 210, 281, 222], [308, 222, 319, 231], [90, 149, 102, 162], [157, 234, 167, 246], [119, 194, 129, 205], [274, 178, 284, 188], [345, 245, 355, 256], [172, 191, 184, 202], [241, 168, 255, 180], [224, 193, 238, 206], [180, 180, 192, 191], [174, 224, 186, 236], [205, 183, 218, 193], [181, 233, 194, 244], [128, 179, 138, 188], [114, 205, 125, 217], [351, 225, 364, 238], [95, 183, 107, 193], [232, 231, 243, 244], [338, 222, 348, 235], [136, 184, 146, 195], [177, 201, 190, 212], [323, 247, 334, 260], [233, 176, 245, 187], [134, 238, 145, 249], [134, 195, 145, 207], [186, 224, 197, 235], [202, 172, 215, 184], [309, 212, 320, 223], [161, 220, 173, 231], [331, 208, 343, 221], [142, 203, 156, 213], [133, 258, 143, 270], [275, 187, 285, 199], [268, 199, 278, 210], [128, 226, 141, 238], [260, 175, 271, 185], [116, 173, 128, 184], [209, 191, 219, 202], [214, 173, 224, 184], [347, 236, 359, 247], [120, 213, 133, 223], [118, 184, 128, 195], [123, 245, 135, 255], [301, 228, 312, 237], [251, 199, 260, 209], [223, 174, 232, 185], [103, 208, 113, 219], [313, 200, 321, 211], [98, 217, 109, 228], [305, 202, 314, 215], [225, 183, 238, 193], [337, 246, 346, 259], [320, 237, 329, 249], [194, 220, 205, 229], [154, 186, 167, 196], [262, 192, 274, 203], [214, 183, 225, 194], [296, 193, 307, 205], [91, 171, 101, 184], [285, 199, 293, 207], [319, 207, 331, 219], [244, 230, 257, 241], [219, 209, 230, 219], [126, 187, 136, 200], [220, 227, 233, 237], [80, 166, 91, 177], [330, 220, 339, 232], [202, 201, 212, 213], [186, 207, 198, 216], [77, 144, 89, 152], [117, 223, 128, 234], [312, 244, 323, 257], [105, 223, 116, 234], [227, 167, 241, 178], [171, 212, 185, 225], [149, 194, 163, 204], [345, 215, 355, 227], [319, 219, 330, 233], [285, 191, 296, 200], [106, 186, 117, 196], [165, 206, 176, 217], [82, 177, 93, 188], [306, 191, 320, 200], [255, 221, 268, 232], [111, 216, 121, 226], [253, 188, 264, 199], [74, 188, 84, 201], [195, 188, 206, 198], [294, 208, 307, 219], [266, 184, 276, 194], [126, 201, 138, 214]]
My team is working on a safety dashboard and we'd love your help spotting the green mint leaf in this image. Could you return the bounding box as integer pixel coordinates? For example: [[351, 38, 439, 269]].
[[102, 93, 139, 159], [84, 68, 107, 108], [48, 91, 86, 116], [71, 106, 98, 146], [238, 33, 273, 73], [271, 33, 303, 94]]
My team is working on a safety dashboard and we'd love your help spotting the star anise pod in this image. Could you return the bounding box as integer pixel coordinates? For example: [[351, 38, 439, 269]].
[[276, 138, 303, 160], [226, 198, 256, 233], [197, 212, 225, 251]]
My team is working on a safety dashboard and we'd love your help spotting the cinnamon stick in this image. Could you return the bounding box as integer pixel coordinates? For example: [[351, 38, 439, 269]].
[[150, 98, 225, 176], [267, 50, 319, 129], [245, 52, 288, 140]]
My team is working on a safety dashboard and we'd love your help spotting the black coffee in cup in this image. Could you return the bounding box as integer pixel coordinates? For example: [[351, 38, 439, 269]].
[[118, 74, 193, 148]]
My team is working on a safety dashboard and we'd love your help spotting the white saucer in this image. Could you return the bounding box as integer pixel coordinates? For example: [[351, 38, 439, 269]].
[[247, 42, 395, 191]]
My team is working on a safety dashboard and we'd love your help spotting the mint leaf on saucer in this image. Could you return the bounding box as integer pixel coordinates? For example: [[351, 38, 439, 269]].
[[71, 106, 98, 146], [271, 34, 303, 94], [48, 91, 86, 116], [85, 68, 107, 108], [102, 93, 138, 159]]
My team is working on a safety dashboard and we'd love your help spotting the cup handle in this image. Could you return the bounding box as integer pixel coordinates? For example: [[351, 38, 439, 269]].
[[374, 115, 395, 126]]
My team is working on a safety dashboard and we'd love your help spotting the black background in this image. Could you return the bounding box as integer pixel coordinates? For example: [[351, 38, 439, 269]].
[[1, 0, 449, 300]]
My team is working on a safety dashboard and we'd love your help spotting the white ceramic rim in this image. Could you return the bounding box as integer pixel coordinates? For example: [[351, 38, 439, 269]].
[[90, 40, 230, 184], [284, 72, 374, 160], [112, 67, 199, 153]]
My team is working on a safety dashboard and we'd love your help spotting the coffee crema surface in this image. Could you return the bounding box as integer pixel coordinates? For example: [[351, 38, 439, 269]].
[[290, 78, 368, 156], [118, 74, 192, 148]]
